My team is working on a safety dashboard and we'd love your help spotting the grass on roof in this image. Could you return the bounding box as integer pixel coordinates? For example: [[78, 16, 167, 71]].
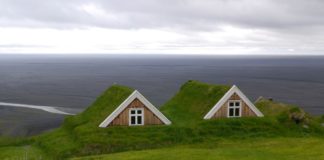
[[64, 84, 134, 128], [256, 99, 296, 117], [160, 80, 230, 126]]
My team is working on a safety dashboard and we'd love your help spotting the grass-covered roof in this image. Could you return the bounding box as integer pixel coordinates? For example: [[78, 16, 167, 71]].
[[67, 80, 231, 127], [65, 84, 134, 128], [161, 80, 230, 126]]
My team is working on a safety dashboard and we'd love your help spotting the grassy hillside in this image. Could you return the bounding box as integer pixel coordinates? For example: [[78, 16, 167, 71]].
[[160, 80, 230, 126], [64, 84, 134, 128], [0, 80, 323, 159], [73, 137, 324, 160], [256, 99, 296, 116]]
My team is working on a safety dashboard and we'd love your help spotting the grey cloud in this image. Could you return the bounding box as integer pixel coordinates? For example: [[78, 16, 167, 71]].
[[1, 0, 324, 30], [1, 0, 324, 54]]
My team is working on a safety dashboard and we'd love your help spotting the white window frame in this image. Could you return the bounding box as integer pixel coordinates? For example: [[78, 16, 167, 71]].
[[129, 108, 144, 126], [227, 100, 242, 118]]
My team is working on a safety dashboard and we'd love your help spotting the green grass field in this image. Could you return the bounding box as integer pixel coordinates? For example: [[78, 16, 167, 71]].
[[2, 137, 324, 160], [73, 137, 324, 160], [0, 80, 323, 159], [0, 145, 47, 160]]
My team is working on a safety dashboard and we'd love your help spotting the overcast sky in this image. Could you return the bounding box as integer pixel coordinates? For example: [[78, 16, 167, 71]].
[[0, 0, 324, 55]]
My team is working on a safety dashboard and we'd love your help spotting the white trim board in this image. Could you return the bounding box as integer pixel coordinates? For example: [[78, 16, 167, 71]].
[[204, 85, 264, 119], [99, 90, 171, 127]]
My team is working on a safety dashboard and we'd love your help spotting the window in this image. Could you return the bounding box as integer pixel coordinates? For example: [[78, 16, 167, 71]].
[[228, 100, 241, 118], [129, 108, 144, 126]]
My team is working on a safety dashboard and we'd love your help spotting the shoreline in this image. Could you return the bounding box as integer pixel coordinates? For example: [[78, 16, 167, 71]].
[[0, 102, 75, 115]]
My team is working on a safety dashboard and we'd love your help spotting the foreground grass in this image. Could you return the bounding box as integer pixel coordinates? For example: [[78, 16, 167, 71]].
[[73, 137, 324, 160], [0, 145, 47, 159]]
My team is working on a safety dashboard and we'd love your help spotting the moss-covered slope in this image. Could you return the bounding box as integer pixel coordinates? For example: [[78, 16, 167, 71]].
[[64, 84, 134, 128], [161, 80, 230, 126]]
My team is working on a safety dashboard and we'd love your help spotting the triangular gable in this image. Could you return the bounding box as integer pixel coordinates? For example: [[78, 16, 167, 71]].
[[99, 90, 171, 127], [204, 85, 263, 119]]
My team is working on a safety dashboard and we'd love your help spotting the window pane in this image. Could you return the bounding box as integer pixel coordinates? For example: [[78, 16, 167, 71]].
[[131, 110, 135, 114], [235, 102, 240, 106], [229, 102, 234, 107], [137, 116, 142, 124], [131, 116, 136, 124], [235, 108, 240, 116], [137, 110, 142, 114], [229, 108, 234, 116]]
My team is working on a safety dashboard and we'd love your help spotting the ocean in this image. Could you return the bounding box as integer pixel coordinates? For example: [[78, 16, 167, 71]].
[[0, 54, 324, 135]]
